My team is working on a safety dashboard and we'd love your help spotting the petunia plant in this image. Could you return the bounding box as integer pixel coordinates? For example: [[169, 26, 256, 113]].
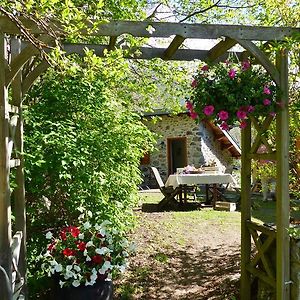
[[187, 59, 279, 130], [40, 210, 135, 288]]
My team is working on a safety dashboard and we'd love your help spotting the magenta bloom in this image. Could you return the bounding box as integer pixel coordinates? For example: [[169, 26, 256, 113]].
[[263, 86, 271, 95], [191, 79, 198, 88], [189, 111, 198, 120], [218, 110, 229, 121], [203, 105, 215, 116], [185, 100, 193, 111], [228, 69, 236, 79], [220, 122, 229, 131], [247, 105, 255, 113], [241, 60, 251, 71], [263, 98, 271, 106], [240, 120, 247, 129], [236, 110, 247, 119], [201, 65, 209, 71]]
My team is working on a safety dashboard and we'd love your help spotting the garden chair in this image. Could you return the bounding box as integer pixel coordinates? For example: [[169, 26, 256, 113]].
[[150, 167, 182, 209]]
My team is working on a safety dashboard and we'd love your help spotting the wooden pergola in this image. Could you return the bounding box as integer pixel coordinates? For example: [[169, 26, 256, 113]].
[[0, 16, 299, 300]]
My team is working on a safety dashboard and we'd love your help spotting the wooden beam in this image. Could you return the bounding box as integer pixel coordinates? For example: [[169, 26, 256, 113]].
[[207, 38, 237, 62], [62, 43, 228, 61], [221, 144, 234, 151], [233, 39, 280, 86], [275, 48, 290, 300], [22, 60, 50, 95], [248, 152, 277, 161], [162, 35, 185, 60], [240, 121, 252, 300], [0, 33, 12, 300], [89, 20, 300, 41], [107, 36, 117, 50]]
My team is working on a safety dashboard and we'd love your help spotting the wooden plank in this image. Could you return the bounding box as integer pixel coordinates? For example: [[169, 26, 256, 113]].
[[246, 220, 276, 237], [107, 36, 117, 50], [249, 227, 276, 280], [162, 35, 185, 60], [0, 33, 12, 300], [89, 20, 300, 41], [22, 60, 50, 95], [8, 105, 19, 114], [62, 43, 239, 61], [9, 159, 20, 168], [248, 152, 277, 161], [207, 38, 237, 62], [240, 121, 252, 300], [246, 265, 276, 288], [275, 49, 290, 300], [11, 36, 27, 298], [233, 39, 280, 86]]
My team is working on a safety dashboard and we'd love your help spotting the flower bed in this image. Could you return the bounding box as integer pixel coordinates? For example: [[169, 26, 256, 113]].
[[187, 60, 278, 130], [41, 211, 134, 288]]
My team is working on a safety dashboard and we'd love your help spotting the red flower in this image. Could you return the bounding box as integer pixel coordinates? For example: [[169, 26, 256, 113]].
[[189, 111, 198, 120], [62, 248, 76, 257], [191, 79, 198, 88], [201, 65, 209, 71], [239, 120, 247, 129], [60, 230, 67, 241], [77, 241, 86, 251], [92, 255, 103, 265], [228, 69, 236, 79], [69, 226, 80, 238]]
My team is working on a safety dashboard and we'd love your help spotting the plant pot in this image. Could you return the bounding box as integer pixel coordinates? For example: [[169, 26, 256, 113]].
[[54, 280, 113, 300]]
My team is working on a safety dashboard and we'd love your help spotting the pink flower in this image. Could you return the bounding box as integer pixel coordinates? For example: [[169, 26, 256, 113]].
[[189, 111, 198, 120], [203, 105, 215, 116], [270, 112, 276, 117], [247, 105, 255, 113], [218, 110, 229, 121], [201, 65, 209, 71], [263, 86, 271, 95], [239, 120, 247, 129], [241, 60, 251, 71], [191, 79, 198, 88], [220, 122, 229, 131], [228, 69, 236, 79], [185, 100, 193, 111], [263, 98, 271, 106], [236, 110, 247, 119]]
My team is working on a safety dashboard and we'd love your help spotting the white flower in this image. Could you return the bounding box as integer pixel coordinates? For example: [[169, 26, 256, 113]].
[[95, 247, 110, 255], [78, 233, 84, 239], [73, 265, 81, 272], [72, 280, 81, 287], [102, 261, 111, 271], [66, 265, 73, 272], [119, 265, 126, 273], [122, 251, 129, 257], [106, 273, 112, 281], [90, 273, 97, 282], [86, 255, 91, 262], [83, 221, 91, 229], [54, 264, 63, 272], [101, 220, 111, 228], [87, 210, 93, 218], [86, 241, 94, 247], [45, 232, 53, 239], [85, 280, 94, 286], [59, 280, 65, 288]]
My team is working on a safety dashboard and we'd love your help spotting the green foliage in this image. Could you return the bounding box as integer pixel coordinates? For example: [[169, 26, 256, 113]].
[[24, 51, 155, 297]]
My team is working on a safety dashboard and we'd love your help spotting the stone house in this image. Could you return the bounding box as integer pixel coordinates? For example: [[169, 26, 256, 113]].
[[140, 111, 241, 189]]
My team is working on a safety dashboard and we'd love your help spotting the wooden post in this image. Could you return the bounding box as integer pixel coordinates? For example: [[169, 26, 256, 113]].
[[276, 49, 290, 300], [0, 34, 12, 300], [11, 37, 27, 298], [240, 121, 252, 300]]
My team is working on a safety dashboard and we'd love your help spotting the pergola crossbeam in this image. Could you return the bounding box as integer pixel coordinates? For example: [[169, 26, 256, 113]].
[[162, 35, 185, 60]]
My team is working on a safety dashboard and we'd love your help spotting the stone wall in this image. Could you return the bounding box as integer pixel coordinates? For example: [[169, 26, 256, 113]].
[[140, 114, 234, 189]]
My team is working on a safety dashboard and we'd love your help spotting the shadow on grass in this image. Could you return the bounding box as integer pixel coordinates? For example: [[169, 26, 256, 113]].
[[141, 202, 202, 213], [114, 246, 241, 300]]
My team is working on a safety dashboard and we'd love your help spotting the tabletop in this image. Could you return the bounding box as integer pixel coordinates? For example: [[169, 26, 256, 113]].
[[165, 173, 234, 188]]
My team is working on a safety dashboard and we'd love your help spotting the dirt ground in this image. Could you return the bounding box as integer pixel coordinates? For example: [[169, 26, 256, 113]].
[[114, 199, 242, 300]]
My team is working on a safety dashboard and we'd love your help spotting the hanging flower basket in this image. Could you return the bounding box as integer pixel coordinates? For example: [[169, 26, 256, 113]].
[[187, 60, 278, 130]]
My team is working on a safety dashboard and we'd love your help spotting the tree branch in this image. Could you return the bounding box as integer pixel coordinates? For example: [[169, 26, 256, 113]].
[[179, 0, 222, 23]]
